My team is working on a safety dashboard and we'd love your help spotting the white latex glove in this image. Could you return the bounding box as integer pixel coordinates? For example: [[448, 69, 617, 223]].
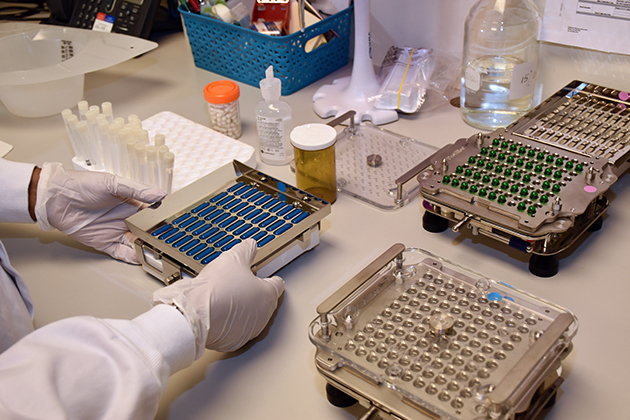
[[152, 239, 285, 357], [34, 162, 166, 264]]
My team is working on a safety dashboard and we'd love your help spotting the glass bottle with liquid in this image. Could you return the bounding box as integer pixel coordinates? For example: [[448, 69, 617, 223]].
[[460, 0, 541, 130]]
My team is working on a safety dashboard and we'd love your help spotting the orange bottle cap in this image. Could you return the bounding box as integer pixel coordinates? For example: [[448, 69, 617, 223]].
[[204, 80, 240, 104]]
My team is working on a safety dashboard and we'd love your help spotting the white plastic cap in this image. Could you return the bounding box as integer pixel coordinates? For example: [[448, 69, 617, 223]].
[[290, 123, 337, 151], [260, 65, 281, 102]]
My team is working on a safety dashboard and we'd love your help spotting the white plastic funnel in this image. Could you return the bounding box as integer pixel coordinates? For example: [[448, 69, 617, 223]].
[[0, 25, 157, 118]]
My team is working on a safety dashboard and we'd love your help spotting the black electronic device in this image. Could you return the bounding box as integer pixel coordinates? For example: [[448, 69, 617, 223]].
[[47, 0, 161, 38]]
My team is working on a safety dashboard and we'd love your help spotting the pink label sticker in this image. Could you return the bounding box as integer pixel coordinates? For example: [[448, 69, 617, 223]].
[[619, 91, 629, 101], [584, 186, 597, 193]]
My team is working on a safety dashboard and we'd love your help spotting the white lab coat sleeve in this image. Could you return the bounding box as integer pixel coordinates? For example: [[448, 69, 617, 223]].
[[0, 158, 36, 224], [0, 304, 196, 420]]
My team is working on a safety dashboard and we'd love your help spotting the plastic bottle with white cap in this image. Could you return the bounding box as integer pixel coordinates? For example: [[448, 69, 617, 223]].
[[255, 65, 293, 165]]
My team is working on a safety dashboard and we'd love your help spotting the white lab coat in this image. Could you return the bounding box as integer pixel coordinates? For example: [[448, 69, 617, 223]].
[[0, 158, 196, 419]]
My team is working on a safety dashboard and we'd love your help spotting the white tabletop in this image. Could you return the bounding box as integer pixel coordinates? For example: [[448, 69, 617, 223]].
[[1, 29, 629, 420]]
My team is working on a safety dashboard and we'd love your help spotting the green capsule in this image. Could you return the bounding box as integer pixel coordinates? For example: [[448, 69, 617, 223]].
[[451, 178, 460, 187], [518, 146, 527, 155], [540, 194, 549, 203], [544, 167, 553, 176], [528, 149, 536, 158], [492, 178, 500, 187], [516, 158, 524, 167], [480, 147, 488, 155], [552, 184, 561, 193], [456, 165, 464, 173], [469, 185, 478, 194], [460, 181, 469, 190], [488, 149, 496, 158], [483, 175, 491, 183], [498, 195, 507, 204], [510, 144, 517, 152], [546, 154, 554, 163], [503, 168, 512, 176], [554, 170, 563, 179], [464, 168, 473, 177], [510, 184, 519, 193], [488, 191, 497, 200], [473, 172, 482, 180], [501, 141, 509, 149], [479, 188, 487, 197], [468, 156, 477, 164], [492, 138, 500, 146], [565, 161, 574, 170], [507, 156, 515, 164], [513, 171, 522, 180], [476, 159, 485, 167], [536, 152, 545, 161], [555, 158, 564, 166], [497, 152, 505, 160], [517, 202, 526, 212], [523, 174, 531, 183], [542, 181, 551, 190], [527, 205, 537, 215], [530, 191, 539, 200], [520, 188, 529, 197], [442, 175, 451, 184], [486, 162, 494, 171], [575, 164, 584, 172], [501, 181, 510, 190], [535, 165, 543, 173], [525, 161, 533, 170]]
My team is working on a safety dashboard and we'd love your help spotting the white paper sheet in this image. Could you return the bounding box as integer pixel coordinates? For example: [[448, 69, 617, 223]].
[[541, 0, 630, 56]]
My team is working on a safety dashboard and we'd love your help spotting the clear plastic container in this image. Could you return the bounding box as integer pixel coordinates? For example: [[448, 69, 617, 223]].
[[460, 0, 541, 130], [290, 123, 337, 204], [203, 80, 242, 139]]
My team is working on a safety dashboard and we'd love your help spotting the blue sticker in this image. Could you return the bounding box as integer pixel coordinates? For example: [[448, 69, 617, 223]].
[[487, 292, 503, 302], [278, 182, 286, 192]]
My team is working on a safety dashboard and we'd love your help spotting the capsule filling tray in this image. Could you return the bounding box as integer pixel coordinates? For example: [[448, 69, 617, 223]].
[[126, 160, 331, 284], [416, 81, 629, 234], [310, 245, 577, 420]]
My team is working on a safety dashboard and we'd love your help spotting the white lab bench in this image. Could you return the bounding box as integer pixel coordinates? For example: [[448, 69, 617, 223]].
[[1, 29, 629, 420]]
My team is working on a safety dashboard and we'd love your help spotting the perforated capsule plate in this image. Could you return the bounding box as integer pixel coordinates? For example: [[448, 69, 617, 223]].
[[335, 122, 437, 210], [310, 245, 577, 420]]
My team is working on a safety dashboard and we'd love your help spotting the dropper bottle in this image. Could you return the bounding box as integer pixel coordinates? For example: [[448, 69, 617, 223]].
[[255, 65, 293, 165]]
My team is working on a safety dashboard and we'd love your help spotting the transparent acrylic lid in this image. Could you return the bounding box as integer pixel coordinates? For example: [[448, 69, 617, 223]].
[[310, 245, 577, 420], [335, 123, 437, 210]]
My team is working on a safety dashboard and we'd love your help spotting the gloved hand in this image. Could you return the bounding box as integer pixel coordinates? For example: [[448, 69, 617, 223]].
[[152, 239, 285, 357], [34, 162, 166, 264]]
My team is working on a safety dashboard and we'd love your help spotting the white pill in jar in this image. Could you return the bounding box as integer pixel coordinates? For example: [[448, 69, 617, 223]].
[[203, 80, 242, 139]]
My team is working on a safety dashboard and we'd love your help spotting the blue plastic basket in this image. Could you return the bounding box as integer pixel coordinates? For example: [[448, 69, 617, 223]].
[[179, 5, 353, 95]]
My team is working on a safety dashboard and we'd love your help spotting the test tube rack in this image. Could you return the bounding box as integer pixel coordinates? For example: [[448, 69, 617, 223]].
[[407, 81, 630, 276], [126, 160, 331, 284], [310, 244, 577, 420]]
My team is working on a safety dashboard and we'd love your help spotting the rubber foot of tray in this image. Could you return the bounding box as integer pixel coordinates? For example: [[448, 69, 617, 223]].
[[326, 383, 358, 408], [422, 211, 449, 233], [529, 254, 559, 278]]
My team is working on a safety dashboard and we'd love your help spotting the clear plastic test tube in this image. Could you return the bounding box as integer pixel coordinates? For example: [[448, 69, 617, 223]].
[[61, 109, 85, 163], [117, 128, 130, 178], [161, 151, 175, 194], [98, 120, 113, 172], [135, 142, 148, 185], [126, 137, 139, 181], [154, 133, 166, 147], [76, 121, 103, 169], [78, 101, 89, 121], [146, 145, 158, 187], [102, 102, 114, 124]]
